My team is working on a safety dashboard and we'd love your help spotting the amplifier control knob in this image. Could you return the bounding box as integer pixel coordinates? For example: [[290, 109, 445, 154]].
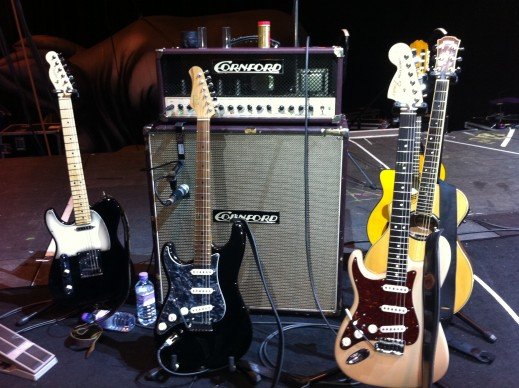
[[299, 105, 305, 112], [278, 105, 285, 112], [178, 104, 184, 110], [247, 105, 253, 112], [187, 104, 192, 110], [308, 105, 314, 112], [256, 105, 263, 112], [288, 105, 295, 112], [227, 105, 234, 111], [218, 104, 224, 111], [266, 105, 272, 111], [237, 105, 244, 111]]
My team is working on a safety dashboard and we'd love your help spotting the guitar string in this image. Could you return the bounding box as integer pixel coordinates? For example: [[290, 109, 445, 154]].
[[409, 77, 449, 349], [420, 80, 449, 249], [399, 110, 416, 347], [62, 96, 98, 273]]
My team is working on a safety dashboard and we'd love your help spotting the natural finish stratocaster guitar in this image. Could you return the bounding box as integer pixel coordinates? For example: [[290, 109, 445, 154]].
[[366, 39, 446, 245], [364, 36, 474, 313], [335, 43, 450, 387]]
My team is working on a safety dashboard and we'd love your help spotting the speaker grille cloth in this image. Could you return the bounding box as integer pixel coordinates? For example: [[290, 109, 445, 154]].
[[147, 130, 343, 313]]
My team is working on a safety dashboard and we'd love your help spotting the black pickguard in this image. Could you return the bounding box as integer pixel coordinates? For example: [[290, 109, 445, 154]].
[[47, 196, 131, 311], [155, 220, 252, 375]]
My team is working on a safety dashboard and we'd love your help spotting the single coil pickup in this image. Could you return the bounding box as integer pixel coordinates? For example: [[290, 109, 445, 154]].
[[190, 268, 214, 276], [380, 325, 407, 333], [380, 304, 408, 314], [76, 225, 95, 231], [190, 305, 214, 314], [190, 287, 214, 295], [375, 337, 405, 355], [382, 284, 409, 294]]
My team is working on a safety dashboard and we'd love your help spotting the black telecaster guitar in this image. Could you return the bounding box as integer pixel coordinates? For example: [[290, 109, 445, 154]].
[[155, 66, 252, 375], [45, 52, 131, 309]]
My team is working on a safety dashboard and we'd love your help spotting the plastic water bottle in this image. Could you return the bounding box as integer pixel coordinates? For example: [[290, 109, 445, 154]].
[[81, 310, 136, 332], [135, 272, 157, 327]]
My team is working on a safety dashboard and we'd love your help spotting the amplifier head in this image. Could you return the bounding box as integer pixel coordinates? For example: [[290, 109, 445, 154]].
[[157, 47, 344, 123]]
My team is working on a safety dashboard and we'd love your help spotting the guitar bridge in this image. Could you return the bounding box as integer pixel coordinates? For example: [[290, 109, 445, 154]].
[[188, 323, 213, 332], [374, 337, 405, 355], [78, 249, 103, 278]]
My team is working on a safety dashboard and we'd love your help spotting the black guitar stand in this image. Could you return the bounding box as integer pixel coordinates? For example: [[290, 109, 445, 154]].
[[437, 180, 497, 364], [144, 357, 263, 385]]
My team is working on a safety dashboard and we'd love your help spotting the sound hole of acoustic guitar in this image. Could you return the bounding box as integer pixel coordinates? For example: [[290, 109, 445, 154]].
[[409, 213, 439, 241]]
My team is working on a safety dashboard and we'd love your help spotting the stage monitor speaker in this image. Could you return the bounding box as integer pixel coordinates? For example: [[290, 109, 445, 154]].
[[145, 123, 347, 314]]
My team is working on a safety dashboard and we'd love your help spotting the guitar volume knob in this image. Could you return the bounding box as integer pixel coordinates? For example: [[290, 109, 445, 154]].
[[341, 337, 352, 347], [368, 324, 378, 334]]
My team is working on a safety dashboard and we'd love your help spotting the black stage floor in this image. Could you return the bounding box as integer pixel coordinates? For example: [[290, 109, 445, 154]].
[[0, 126, 518, 387]]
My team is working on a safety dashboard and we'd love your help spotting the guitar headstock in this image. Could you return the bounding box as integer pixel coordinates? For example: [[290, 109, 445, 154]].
[[432, 36, 461, 79], [410, 39, 430, 80], [45, 51, 76, 98], [387, 43, 423, 109], [189, 66, 216, 120]]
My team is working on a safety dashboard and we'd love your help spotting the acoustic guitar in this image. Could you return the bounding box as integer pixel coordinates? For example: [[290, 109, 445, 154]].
[[45, 51, 131, 309], [364, 37, 474, 313], [335, 43, 450, 387], [155, 66, 252, 375]]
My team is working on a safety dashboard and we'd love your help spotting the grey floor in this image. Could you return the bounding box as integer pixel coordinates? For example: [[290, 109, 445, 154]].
[[0, 126, 518, 386]]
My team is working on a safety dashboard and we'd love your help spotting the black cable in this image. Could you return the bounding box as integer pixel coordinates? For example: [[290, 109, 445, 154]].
[[16, 309, 79, 334], [302, 36, 337, 337], [468, 218, 519, 230], [0, 299, 52, 320], [240, 220, 284, 388]]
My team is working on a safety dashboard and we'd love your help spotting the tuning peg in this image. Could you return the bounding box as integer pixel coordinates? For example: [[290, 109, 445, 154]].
[[458, 47, 465, 51], [456, 57, 463, 62]]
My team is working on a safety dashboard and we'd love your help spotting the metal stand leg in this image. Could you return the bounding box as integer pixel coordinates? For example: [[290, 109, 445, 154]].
[[347, 151, 377, 190]]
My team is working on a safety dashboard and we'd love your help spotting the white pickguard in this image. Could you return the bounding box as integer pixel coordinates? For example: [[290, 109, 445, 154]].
[[45, 208, 110, 257]]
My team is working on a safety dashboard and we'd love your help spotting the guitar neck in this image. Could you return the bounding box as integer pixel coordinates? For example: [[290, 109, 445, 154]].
[[58, 96, 91, 225], [412, 115, 422, 189], [387, 110, 418, 283], [416, 79, 450, 216], [194, 118, 212, 267]]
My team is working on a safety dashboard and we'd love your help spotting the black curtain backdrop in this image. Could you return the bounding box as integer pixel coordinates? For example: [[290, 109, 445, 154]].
[[1, 0, 518, 148]]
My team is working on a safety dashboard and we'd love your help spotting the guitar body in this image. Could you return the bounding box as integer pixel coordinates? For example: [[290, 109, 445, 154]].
[[156, 220, 252, 374], [366, 159, 447, 245], [364, 183, 473, 312], [335, 250, 450, 387], [46, 196, 131, 308]]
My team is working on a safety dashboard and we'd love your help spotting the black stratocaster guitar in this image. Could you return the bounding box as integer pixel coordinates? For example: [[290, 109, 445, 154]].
[[45, 51, 131, 309], [155, 66, 252, 375]]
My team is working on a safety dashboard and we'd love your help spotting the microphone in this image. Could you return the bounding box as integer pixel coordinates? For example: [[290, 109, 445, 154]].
[[164, 184, 189, 206]]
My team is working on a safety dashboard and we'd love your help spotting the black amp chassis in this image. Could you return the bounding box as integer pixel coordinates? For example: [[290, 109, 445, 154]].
[[157, 46, 344, 123]]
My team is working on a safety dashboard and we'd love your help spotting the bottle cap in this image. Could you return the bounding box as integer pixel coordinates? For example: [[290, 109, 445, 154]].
[[258, 21, 270, 26], [139, 272, 148, 280], [81, 312, 94, 323]]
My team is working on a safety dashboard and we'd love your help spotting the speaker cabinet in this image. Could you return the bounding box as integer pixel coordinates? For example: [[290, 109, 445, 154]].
[[145, 124, 347, 314]]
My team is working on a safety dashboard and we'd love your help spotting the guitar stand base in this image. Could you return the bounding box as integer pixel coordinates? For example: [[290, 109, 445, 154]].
[[455, 311, 497, 343], [144, 367, 172, 383], [230, 358, 262, 384]]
